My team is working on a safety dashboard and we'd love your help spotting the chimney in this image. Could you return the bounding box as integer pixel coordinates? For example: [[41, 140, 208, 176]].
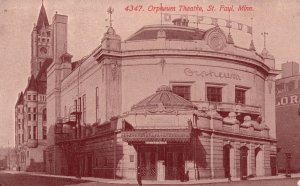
[[282, 61, 299, 78]]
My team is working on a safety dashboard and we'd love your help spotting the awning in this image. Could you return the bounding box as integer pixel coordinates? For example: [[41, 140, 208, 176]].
[[122, 129, 192, 144]]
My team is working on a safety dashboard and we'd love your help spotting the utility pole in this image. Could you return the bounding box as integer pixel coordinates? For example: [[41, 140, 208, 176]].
[[8, 140, 10, 170]]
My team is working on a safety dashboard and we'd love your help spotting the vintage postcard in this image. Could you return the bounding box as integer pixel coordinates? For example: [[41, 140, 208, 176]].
[[0, 0, 300, 185]]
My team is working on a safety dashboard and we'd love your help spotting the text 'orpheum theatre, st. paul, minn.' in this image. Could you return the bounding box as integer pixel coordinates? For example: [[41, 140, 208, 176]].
[[134, 4, 254, 13], [14, 2, 279, 182]]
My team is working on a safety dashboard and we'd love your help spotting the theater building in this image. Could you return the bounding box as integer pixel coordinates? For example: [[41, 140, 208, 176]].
[[44, 7, 279, 180], [276, 62, 300, 173]]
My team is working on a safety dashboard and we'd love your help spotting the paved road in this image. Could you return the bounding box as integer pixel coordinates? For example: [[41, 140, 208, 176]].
[[70, 178, 300, 186], [0, 171, 299, 186], [0, 172, 90, 186]]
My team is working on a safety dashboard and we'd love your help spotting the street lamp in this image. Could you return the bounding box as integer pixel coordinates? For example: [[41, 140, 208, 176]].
[[285, 152, 292, 178]]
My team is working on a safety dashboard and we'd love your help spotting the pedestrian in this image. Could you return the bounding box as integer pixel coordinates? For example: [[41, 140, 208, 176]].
[[180, 165, 185, 182], [185, 170, 189, 182], [137, 166, 142, 186], [228, 173, 232, 181]]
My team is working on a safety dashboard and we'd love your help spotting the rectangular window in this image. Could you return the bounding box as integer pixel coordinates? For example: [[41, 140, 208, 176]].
[[104, 157, 108, 167], [276, 83, 285, 94], [33, 95, 37, 100], [33, 126, 37, 139], [22, 134, 24, 143], [28, 95, 31, 100], [18, 134, 21, 144], [28, 107, 31, 112], [83, 94, 86, 123], [130, 155, 134, 162], [95, 158, 98, 167], [28, 126, 31, 139], [79, 97, 82, 112], [43, 126, 47, 139], [287, 81, 295, 91], [207, 87, 222, 102], [43, 109, 46, 121], [33, 114, 36, 121], [74, 99, 78, 112], [172, 86, 191, 101], [96, 87, 99, 122], [28, 114, 31, 121], [235, 89, 246, 104]]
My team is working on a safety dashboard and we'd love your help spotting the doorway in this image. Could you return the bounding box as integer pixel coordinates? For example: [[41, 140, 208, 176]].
[[224, 145, 235, 178], [240, 146, 248, 179], [270, 156, 277, 176], [165, 151, 184, 180], [255, 147, 264, 176], [86, 154, 93, 176], [140, 151, 157, 180]]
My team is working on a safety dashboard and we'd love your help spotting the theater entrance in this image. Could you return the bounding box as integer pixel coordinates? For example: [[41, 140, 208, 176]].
[[137, 145, 185, 180], [138, 147, 157, 180], [165, 147, 185, 180]]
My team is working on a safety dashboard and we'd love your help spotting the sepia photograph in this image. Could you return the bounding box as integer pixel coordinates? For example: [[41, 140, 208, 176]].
[[0, 0, 300, 185]]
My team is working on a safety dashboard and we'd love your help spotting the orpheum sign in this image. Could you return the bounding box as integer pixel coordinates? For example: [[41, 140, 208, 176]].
[[276, 94, 300, 106]]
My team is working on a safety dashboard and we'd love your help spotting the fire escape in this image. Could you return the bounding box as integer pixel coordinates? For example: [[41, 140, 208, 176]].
[[54, 104, 83, 177]]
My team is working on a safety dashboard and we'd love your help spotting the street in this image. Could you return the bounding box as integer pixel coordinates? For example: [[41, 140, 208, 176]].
[[0, 171, 299, 186], [0, 172, 90, 186]]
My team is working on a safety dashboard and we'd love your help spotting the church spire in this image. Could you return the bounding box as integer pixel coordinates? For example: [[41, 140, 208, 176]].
[[36, 1, 49, 31]]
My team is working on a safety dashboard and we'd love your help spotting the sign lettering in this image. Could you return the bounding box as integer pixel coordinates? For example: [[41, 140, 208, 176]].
[[184, 68, 242, 80], [276, 94, 300, 106]]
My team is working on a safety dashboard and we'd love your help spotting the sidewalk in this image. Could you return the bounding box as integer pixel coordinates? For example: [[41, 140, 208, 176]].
[[3, 170, 300, 185]]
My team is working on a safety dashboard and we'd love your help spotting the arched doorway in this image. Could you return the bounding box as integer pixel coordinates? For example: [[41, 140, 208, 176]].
[[223, 145, 235, 178], [240, 146, 248, 179], [255, 147, 264, 176]]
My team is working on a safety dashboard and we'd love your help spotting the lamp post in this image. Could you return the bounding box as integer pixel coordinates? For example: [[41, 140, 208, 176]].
[[285, 152, 292, 178]]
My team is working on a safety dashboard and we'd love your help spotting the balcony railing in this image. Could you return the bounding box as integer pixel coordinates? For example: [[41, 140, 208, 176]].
[[193, 101, 261, 115]]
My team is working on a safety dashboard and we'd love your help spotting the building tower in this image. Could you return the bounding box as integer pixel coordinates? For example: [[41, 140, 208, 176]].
[[15, 2, 53, 172], [31, 2, 53, 77]]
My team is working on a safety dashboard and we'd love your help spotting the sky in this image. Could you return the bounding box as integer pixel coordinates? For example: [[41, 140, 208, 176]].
[[0, 0, 300, 147]]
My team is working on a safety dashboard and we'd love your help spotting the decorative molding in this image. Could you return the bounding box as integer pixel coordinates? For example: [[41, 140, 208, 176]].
[[160, 58, 166, 75], [206, 27, 227, 51], [266, 76, 275, 94]]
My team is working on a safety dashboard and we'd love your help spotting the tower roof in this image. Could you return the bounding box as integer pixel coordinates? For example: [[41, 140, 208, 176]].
[[25, 75, 37, 92], [36, 3, 49, 31], [16, 92, 24, 106]]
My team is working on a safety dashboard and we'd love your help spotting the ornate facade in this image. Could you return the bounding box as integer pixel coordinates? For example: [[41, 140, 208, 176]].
[[41, 5, 279, 180]]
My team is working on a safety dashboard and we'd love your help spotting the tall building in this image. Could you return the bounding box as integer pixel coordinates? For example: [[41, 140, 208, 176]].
[[44, 6, 279, 180], [14, 3, 63, 171], [276, 61, 300, 173]]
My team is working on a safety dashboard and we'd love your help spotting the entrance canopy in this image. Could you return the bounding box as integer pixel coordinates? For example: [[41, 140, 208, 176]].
[[122, 128, 192, 144]]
